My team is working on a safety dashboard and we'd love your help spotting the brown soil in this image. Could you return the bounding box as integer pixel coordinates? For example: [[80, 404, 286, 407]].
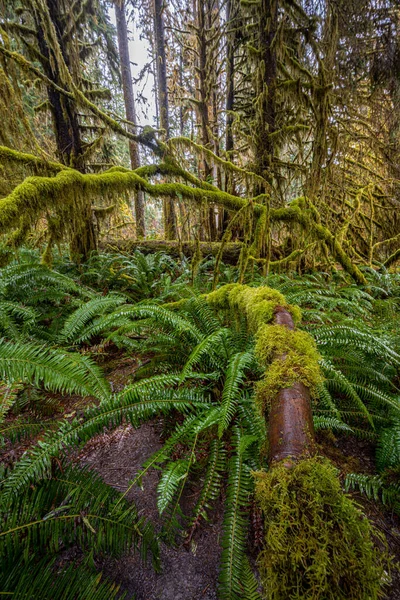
[[80, 422, 223, 600]]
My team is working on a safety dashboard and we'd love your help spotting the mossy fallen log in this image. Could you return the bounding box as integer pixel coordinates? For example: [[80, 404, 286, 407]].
[[207, 284, 390, 599], [266, 305, 316, 464], [100, 239, 243, 264], [254, 456, 388, 600]]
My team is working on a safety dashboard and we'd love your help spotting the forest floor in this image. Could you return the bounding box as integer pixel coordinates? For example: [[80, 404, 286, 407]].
[[81, 353, 400, 600], [2, 350, 400, 599]]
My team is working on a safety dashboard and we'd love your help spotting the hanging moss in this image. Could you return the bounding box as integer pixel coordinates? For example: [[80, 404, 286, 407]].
[[0, 146, 66, 173], [254, 456, 390, 600], [168, 135, 270, 190], [0, 145, 368, 283]]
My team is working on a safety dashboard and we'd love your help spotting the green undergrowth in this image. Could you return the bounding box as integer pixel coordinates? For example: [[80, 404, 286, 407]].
[[254, 456, 390, 600], [1, 250, 400, 599]]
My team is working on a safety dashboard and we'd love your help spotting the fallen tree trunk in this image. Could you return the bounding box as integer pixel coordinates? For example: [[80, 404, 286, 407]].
[[100, 239, 243, 264], [207, 284, 388, 599], [268, 306, 315, 465]]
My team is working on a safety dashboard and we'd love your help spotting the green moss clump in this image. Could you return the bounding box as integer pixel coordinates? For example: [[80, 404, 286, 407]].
[[207, 284, 301, 330], [254, 456, 390, 600], [255, 324, 322, 411], [255, 323, 319, 364]]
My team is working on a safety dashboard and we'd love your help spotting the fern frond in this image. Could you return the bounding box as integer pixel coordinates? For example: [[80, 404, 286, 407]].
[[241, 557, 262, 600], [60, 295, 126, 342], [376, 422, 400, 471], [219, 352, 254, 438], [0, 301, 37, 339], [2, 388, 209, 499], [313, 416, 353, 433], [189, 439, 226, 528], [0, 555, 128, 600], [157, 459, 190, 515], [315, 326, 400, 367], [320, 359, 374, 427], [1, 464, 159, 562], [345, 472, 400, 509], [180, 327, 229, 380], [218, 428, 256, 600], [0, 339, 110, 400]]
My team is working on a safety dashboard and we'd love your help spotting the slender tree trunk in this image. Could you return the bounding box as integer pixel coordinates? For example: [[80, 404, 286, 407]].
[[222, 0, 236, 234], [306, 5, 338, 202], [195, 0, 219, 240], [115, 0, 145, 239], [225, 0, 235, 161], [153, 0, 177, 240], [253, 0, 278, 191]]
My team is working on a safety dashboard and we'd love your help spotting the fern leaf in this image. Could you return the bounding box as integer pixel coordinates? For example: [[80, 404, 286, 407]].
[[219, 352, 254, 437], [0, 339, 110, 400], [180, 327, 229, 380], [218, 428, 255, 600], [60, 295, 126, 342]]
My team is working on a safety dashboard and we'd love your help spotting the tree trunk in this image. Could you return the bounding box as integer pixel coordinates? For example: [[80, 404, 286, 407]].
[[35, 0, 96, 261], [222, 0, 236, 233], [195, 0, 219, 240], [253, 0, 278, 191], [153, 0, 177, 240], [115, 0, 146, 239]]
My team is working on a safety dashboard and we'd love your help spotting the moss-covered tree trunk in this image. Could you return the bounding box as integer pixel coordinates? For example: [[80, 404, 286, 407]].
[[194, 0, 219, 241], [252, 0, 278, 191], [33, 0, 97, 262]]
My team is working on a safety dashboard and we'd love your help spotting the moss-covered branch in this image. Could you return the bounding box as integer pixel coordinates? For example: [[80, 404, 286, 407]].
[[0, 165, 366, 283], [168, 136, 270, 188], [271, 204, 367, 285], [0, 146, 67, 173]]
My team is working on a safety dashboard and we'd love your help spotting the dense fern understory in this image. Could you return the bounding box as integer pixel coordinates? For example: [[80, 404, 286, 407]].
[[1, 248, 400, 599]]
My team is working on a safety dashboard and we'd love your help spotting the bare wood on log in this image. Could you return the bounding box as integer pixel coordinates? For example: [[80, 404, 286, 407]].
[[268, 306, 315, 465]]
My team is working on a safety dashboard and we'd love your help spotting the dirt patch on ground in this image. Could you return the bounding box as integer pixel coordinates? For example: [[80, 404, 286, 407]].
[[80, 422, 223, 600]]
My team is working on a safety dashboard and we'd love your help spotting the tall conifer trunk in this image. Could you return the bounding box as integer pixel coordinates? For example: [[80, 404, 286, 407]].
[[253, 0, 278, 191], [153, 0, 177, 240], [115, 0, 146, 239]]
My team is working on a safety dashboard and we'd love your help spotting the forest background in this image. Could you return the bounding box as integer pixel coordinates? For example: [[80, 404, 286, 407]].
[[1, 1, 400, 599]]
